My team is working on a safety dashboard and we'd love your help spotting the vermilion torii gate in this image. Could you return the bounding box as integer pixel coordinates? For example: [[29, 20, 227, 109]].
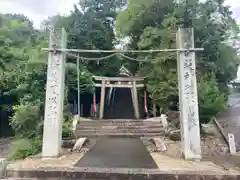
[[41, 27, 203, 160]]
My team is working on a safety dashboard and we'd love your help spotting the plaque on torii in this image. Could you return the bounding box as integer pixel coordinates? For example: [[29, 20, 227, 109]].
[[93, 65, 144, 88], [119, 65, 131, 77]]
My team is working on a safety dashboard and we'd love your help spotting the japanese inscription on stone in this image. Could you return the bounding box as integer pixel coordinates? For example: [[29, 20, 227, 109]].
[[180, 29, 201, 157], [177, 28, 201, 159], [42, 28, 67, 157], [183, 53, 198, 148], [45, 55, 61, 127]]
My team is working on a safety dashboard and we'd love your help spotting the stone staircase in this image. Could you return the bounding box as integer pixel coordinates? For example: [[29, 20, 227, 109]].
[[75, 119, 164, 138]]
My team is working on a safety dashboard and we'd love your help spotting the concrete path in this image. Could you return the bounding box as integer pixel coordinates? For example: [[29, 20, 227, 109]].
[[0, 137, 13, 159], [76, 138, 157, 169], [218, 93, 240, 149], [0, 137, 12, 179]]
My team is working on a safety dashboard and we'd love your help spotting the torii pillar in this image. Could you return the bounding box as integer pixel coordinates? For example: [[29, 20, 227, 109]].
[[177, 28, 201, 160], [42, 28, 67, 157]]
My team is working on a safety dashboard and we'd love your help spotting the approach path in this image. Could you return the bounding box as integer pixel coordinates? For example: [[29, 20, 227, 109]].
[[217, 93, 240, 149], [75, 137, 157, 169]]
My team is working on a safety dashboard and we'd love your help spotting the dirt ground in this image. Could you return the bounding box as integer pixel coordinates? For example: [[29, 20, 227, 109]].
[[144, 135, 240, 170], [2, 131, 240, 170], [0, 137, 13, 159], [164, 110, 240, 169]]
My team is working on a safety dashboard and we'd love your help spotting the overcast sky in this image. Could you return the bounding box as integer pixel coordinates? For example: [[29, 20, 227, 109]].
[[0, 0, 239, 29]]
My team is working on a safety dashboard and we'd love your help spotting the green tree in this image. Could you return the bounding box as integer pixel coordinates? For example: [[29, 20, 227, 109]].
[[0, 14, 48, 139], [116, 0, 240, 122], [44, 0, 126, 76], [198, 75, 227, 123], [0, 0, 128, 158]]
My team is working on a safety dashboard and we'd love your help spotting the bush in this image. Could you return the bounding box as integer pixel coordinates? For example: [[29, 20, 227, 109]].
[[62, 121, 74, 139], [9, 138, 42, 160], [198, 75, 227, 124], [9, 102, 73, 160], [10, 104, 43, 139]]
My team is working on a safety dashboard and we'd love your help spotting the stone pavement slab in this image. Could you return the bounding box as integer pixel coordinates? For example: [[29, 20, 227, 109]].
[[75, 138, 157, 168], [218, 106, 240, 149], [5, 166, 240, 180], [4, 146, 240, 180], [0, 158, 7, 178]]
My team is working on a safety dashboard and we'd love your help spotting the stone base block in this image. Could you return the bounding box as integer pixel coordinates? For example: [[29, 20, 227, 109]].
[[5, 166, 240, 180]]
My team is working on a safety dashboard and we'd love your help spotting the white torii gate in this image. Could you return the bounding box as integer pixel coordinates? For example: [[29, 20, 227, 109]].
[[41, 27, 202, 160]]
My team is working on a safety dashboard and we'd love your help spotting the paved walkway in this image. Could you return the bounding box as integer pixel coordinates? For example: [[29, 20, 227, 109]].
[[218, 93, 240, 149], [0, 137, 13, 159], [76, 138, 157, 169]]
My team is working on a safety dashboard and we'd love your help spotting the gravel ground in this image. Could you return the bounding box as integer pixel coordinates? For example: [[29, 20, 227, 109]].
[[142, 130, 240, 170], [0, 137, 13, 178], [165, 95, 240, 169], [0, 137, 13, 159], [217, 93, 240, 149], [217, 108, 240, 150], [145, 136, 240, 170]]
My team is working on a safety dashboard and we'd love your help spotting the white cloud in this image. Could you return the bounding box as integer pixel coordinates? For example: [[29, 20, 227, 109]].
[[0, 0, 239, 28], [225, 0, 240, 21], [225, 0, 240, 6], [0, 0, 78, 28]]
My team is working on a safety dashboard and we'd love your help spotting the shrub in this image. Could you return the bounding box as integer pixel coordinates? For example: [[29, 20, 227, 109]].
[[198, 75, 227, 124], [62, 121, 74, 139], [10, 104, 43, 139], [9, 138, 42, 160]]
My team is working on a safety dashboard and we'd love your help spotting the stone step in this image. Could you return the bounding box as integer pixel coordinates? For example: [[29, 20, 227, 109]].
[[76, 125, 163, 130], [75, 119, 164, 138], [77, 121, 162, 127], [75, 128, 164, 134], [78, 119, 159, 121], [6, 166, 236, 180], [4, 179, 71, 180], [2, 179, 39, 180], [80, 119, 150, 122], [75, 132, 165, 138]]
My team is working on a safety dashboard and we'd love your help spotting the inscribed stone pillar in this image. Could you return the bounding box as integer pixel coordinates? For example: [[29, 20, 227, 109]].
[[176, 28, 201, 159], [42, 28, 67, 157]]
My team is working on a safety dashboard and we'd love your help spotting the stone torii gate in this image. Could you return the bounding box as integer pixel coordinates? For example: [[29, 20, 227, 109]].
[[42, 27, 202, 160]]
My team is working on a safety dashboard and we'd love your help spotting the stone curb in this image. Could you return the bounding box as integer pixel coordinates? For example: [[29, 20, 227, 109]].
[[0, 159, 8, 179], [213, 117, 229, 146], [6, 167, 240, 180]]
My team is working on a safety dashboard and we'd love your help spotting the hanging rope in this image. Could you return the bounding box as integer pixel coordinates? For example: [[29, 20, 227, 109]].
[[66, 52, 119, 61], [66, 51, 151, 62], [43, 47, 204, 53], [118, 53, 149, 62], [66, 51, 178, 63]]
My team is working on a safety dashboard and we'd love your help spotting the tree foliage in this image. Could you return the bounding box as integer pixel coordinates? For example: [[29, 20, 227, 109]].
[[198, 75, 227, 123], [0, 0, 240, 158], [0, 0, 127, 158], [116, 0, 240, 121]]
